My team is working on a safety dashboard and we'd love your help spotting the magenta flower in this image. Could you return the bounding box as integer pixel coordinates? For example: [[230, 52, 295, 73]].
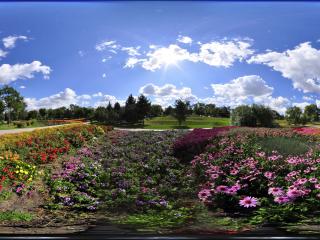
[[210, 173, 219, 179], [315, 184, 320, 189], [309, 178, 317, 183], [274, 196, 290, 204], [264, 171, 275, 179], [198, 189, 212, 201], [239, 196, 260, 208], [216, 185, 229, 193], [268, 187, 284, 196], [287, 189, 303, 198]]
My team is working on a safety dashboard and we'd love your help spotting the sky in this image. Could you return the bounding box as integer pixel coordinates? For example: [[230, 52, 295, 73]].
[[0, 2, 320, 114]]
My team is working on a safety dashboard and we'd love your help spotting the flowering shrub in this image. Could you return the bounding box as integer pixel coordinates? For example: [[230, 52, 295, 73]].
[[192, 130, 320, 224], [293, 127, 320, 136], [173, 127, 236, 162]]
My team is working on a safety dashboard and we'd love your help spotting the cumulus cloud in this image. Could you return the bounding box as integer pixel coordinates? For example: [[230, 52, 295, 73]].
[[0, 61, 51, 84], [25, 88, 78, 110], [139, 83, 198, 107], [177, 35, 193, 44], [94, 94, 125, 107], [122, 39, 254, 71], [292, 102, 311, 111], [254, 95, 290, 114], [3, 35, 28, 49], [248, 42, 320, 93], [93, 92, 103, 97], [197, 40, 254, 67], [211, 75, 273, 100], [20, 85, 26, 89], [0, 49, 8, 59]]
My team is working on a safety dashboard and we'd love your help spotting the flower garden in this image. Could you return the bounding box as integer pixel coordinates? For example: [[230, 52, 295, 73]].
[[0, 124, 319, 234]]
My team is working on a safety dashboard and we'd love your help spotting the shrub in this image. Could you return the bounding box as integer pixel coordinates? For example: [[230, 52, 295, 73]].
[[173, 127, 235, 162], [231, 105, 275, 127]]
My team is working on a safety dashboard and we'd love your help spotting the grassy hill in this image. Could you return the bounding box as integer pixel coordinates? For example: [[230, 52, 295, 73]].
[[144, 115, 230, 129]]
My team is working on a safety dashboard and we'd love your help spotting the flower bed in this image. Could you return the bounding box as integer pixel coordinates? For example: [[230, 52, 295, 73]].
[[173, 127, 236, 162], [192, 128, 320, 224], [0, 124, 105, 202]]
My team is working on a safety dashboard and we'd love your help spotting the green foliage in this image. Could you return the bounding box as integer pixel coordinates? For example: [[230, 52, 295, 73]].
[[285, 106, 304, 125], [231, 104, 275, 127], [304, 104, 319, 122], [0, 211, 34, 222], [173, 99, 190, 126]]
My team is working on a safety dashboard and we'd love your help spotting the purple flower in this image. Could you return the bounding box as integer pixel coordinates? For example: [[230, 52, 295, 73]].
[[239, 196, 260, 208]]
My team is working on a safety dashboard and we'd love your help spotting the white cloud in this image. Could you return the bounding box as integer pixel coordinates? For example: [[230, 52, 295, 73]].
[[77, 94, 91, 100], [293, 102, 310, 111], [302, 96, 314, 101], [141, 44, 198, 71], [0, 61, 51, 84], [211, 75, 273, 100], [102, 73, 107, 78], [93, 92, 103, 97], [95, 40, 117, 51], [121, 46, 141, 56], [197, 40, 254, 67], [139, 83, 198, 107], [248, 42, 320, 93], [123, 39, 254, 71], [177, 35, 193, 44], [20, 85, 26, 89], [0, 49, 8, 59], [3, 35, 28, 49], [254, 95, 290, 114], [94, 94, 125, 107], [25, 88, 78, 110]]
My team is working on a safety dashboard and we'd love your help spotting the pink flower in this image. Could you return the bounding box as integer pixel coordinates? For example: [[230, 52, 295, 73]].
[[210, 174, 219, 180], [297, 178, 308, 185], [198, 189, 212, 201], [309, 178, 317, 183], [264, 171, 275, 179], [287, 189, 303, 198], [268, 187, 284, 196], [230, 169, 239, 175], [216, 185, 229, 193], [239, 196, 260, 208], [314, 184, 320, 189], [274, 196, 290, 204]]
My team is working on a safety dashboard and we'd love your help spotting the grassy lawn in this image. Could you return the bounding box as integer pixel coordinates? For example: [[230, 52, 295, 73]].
[[0, 121, 47, 130], [144, 115, 230, 129]]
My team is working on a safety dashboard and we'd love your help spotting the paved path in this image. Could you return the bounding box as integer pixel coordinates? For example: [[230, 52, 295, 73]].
[[0, 124, 70, 136]]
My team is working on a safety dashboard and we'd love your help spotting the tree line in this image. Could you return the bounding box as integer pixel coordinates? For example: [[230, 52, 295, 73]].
[[1, 85, 319, 127]]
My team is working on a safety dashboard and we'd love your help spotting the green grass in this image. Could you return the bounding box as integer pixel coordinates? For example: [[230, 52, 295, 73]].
[[143, 115, 230, 129], [0, 211, 34, 222], [0, 121, 47, 130]]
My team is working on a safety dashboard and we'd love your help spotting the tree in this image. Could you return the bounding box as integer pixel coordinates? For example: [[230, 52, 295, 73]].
[[285, 106, 303, 125], [106, 102, 113, 112], [124, 94, 138, 123], [27, 110, 38, 120], [304, 104, 319, 122], [136, 94, 151, 124], [149, 104, 163, 117], [164, 106, 174, 116], [94, 106, 108, 123], [174, 99, 190, 126], [114, 102, 121, 113], [252, 104, 274, 127], [0, 100, 4, 121], [231, 105, 257, 127], [39, 108, 47, 120], [0, 86, 26, 124]]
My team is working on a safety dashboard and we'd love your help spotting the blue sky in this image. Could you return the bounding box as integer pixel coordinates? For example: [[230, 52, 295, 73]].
[[0, 2, 320, 113]]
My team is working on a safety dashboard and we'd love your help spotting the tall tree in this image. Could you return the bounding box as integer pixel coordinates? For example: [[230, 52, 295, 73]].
[[0, 100, 4, 121], [304, 104, 319, 122], [0, 86, 26, 124], [114, 102, 121, 113], [39, 108, 47, 120], [106, 102, 113, 112], [174, 99, 190, 126], [124, 94, 138, 123], [285, 106, 303, 125], [136, 94, 151, 125]]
